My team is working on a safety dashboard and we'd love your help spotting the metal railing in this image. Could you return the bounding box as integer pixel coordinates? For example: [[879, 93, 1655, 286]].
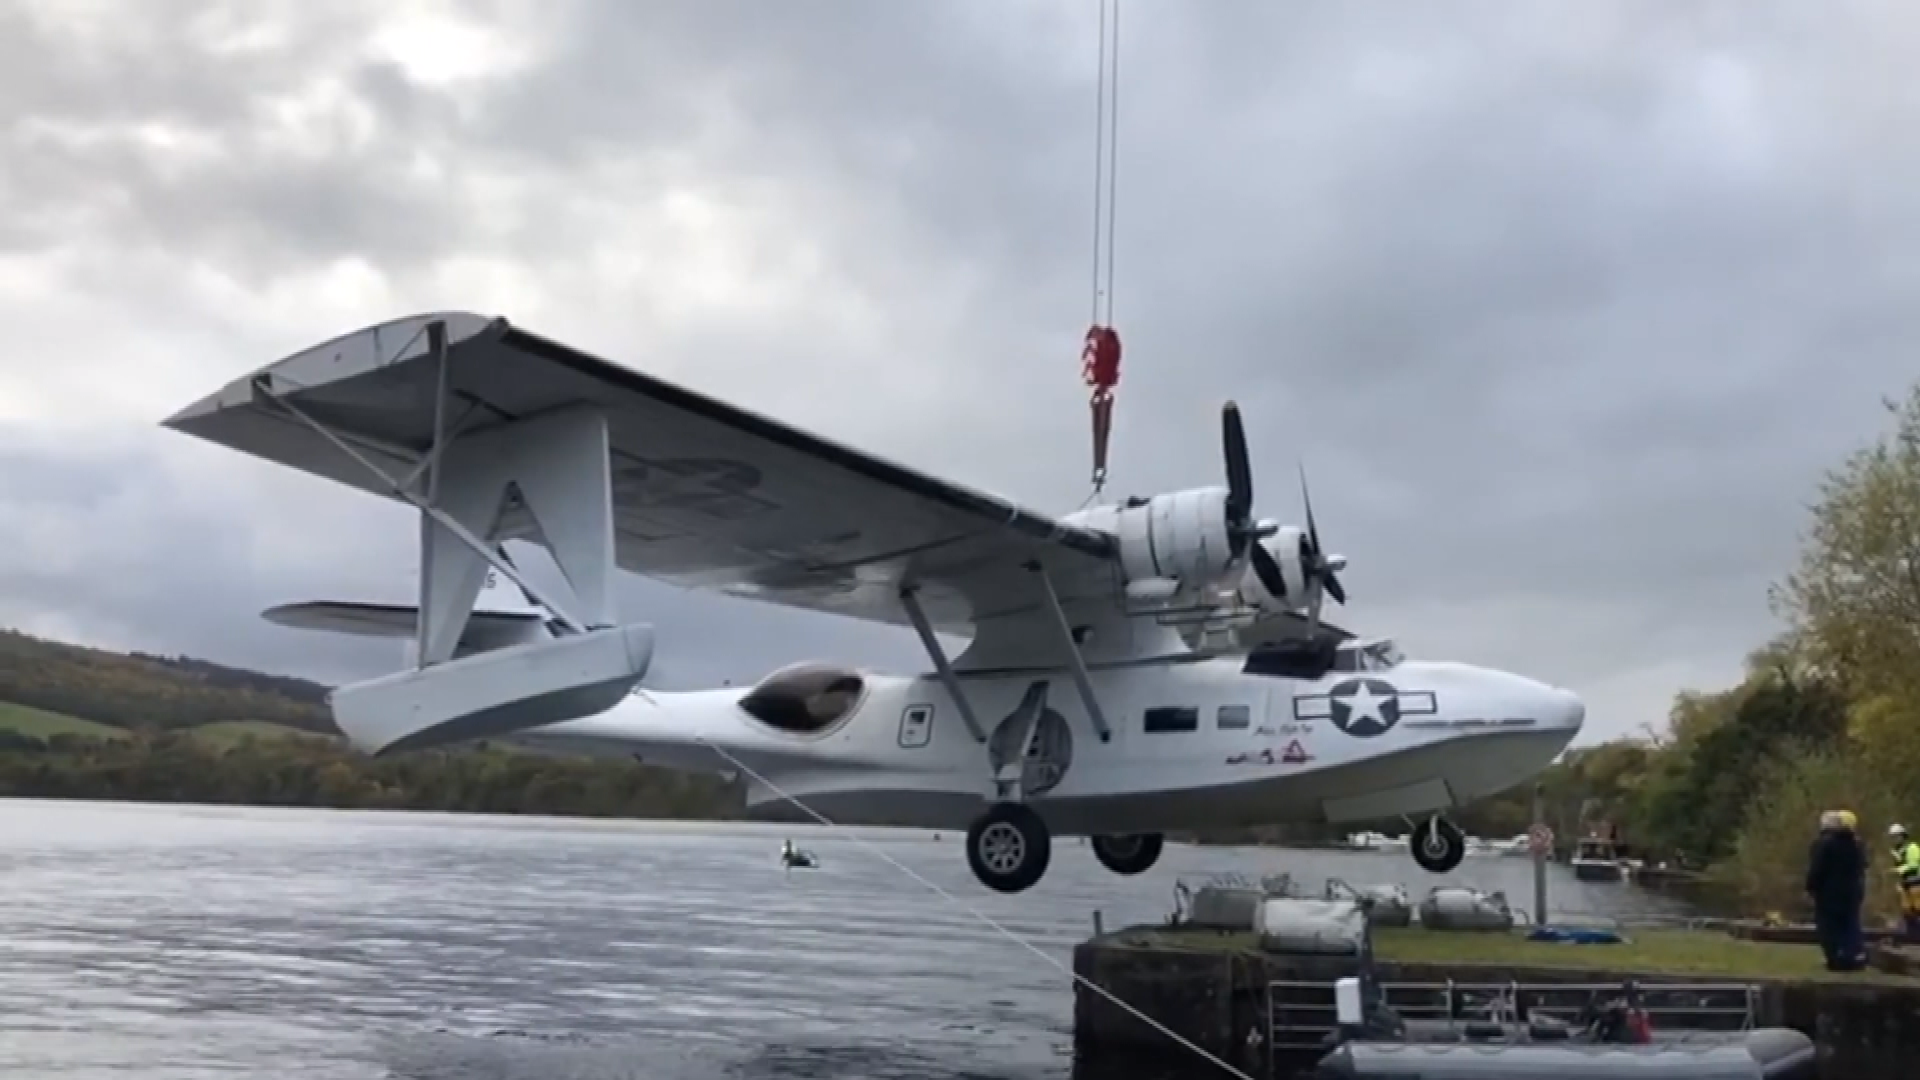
[[1265, 978, 1761, 1054]]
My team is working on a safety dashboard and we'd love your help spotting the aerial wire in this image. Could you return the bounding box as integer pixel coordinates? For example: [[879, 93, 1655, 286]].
[[694, 735, 1259, 1080]]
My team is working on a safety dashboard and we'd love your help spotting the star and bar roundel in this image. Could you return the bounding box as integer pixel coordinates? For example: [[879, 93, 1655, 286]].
[[1292, 678, 1436, 738]]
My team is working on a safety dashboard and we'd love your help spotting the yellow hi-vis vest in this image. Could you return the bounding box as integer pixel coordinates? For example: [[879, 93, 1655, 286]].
[[1897, 841, 1920, 888]]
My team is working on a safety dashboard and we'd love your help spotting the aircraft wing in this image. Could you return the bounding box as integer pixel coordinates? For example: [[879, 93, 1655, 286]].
[[164, 313, 1122, 641]]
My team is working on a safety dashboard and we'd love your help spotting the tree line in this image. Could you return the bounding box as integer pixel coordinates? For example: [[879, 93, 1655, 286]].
[[0, 729, 740, 819]]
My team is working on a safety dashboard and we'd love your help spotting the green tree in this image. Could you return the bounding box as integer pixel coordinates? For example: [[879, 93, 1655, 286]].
[[1775, 385, 1920, 701], [1633, 662, 1847, 864]]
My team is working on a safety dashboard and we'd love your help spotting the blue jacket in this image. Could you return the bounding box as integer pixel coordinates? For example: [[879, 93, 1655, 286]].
[[1807, 828, 1866, 908]]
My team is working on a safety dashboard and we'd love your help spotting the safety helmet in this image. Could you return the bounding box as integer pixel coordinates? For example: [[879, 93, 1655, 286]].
[[1893, 824, 1909, 838], [1839, 810, 1858, 830]]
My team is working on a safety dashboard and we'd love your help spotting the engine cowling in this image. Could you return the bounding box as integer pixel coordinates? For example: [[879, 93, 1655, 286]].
[[1239, 525, 1311, 610], [1071, 487, 1238, 595]]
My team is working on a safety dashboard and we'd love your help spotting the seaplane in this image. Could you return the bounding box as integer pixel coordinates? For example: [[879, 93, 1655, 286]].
[[162, 312, 1586, 894]]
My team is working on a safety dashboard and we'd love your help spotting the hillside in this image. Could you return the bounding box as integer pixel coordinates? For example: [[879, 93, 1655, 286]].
[[0, 627, 738, 819], [0, 629, 335, 735], [0, 701, 127, 740]]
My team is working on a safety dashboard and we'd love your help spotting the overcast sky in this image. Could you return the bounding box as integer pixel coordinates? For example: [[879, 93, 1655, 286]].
[[2, 0, 1914, 744]]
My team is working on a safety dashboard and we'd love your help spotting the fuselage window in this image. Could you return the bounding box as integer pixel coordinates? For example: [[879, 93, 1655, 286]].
[[1216, 704, 1251, 730], [1144, 706, 1199, 734]]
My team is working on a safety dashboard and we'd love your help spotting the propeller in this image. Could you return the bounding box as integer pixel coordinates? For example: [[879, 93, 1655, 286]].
[[1218, 402, 1348, 628], [1294, 464, 1347, 635]]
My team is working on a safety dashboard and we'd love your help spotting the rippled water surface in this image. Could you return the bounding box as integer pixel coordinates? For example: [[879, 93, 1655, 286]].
[[0, 800, 1696, 1079]]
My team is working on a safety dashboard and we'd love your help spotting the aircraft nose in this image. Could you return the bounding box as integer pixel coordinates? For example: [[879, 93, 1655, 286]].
[[1545, 685, 1586, 733]]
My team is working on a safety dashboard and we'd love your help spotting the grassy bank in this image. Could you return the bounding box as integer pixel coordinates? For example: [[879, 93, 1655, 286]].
[[1110, 925, 1914, 983]]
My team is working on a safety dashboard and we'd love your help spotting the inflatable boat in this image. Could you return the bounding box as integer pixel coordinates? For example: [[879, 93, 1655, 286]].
[[1310, 978, 1818, 1079], [1314, 1029, 1817, 1079]]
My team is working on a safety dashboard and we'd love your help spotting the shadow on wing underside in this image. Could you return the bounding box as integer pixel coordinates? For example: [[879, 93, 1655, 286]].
[[609, 453, 780, 523]]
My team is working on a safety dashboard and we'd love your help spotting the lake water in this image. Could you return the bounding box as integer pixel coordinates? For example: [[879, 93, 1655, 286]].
[[0, 800, 1698, 1079]]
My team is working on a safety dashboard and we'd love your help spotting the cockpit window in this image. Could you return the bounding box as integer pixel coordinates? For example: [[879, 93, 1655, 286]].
[[1243, 639, 1338, 680], [1367, 640, 1405, 669], [1247, 637, 1404, 680], [739, 663, 868, 735], [1331, 639, 1404, 673]]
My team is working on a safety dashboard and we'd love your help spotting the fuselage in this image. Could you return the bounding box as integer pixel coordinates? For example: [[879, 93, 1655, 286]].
[[513, 652, 1585, 837]]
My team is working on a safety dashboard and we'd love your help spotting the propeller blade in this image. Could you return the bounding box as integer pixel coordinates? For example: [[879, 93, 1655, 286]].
[[1248, 541, 1288, 600], [1223, 402, 1253, 527], [1293, 465, 1348, 606], [1323, 572, 1348, 606], [1297, 463, 1320, 554]]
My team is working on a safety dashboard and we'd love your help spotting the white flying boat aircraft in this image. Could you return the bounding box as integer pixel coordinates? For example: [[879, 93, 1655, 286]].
[[163, 313, 1585, 893]]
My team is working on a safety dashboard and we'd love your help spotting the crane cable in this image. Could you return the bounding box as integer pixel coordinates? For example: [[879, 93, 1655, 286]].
[[696, 735, 1259, 1080], [1082, 0, 1123, 497]]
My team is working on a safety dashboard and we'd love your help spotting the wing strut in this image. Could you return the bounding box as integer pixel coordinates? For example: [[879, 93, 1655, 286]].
[[899, 586, 988, 744], [1027, 562, 1115, 743]]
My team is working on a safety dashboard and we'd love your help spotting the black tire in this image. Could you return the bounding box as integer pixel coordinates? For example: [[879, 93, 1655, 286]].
[[1090, 833, 1164, 876], [966, 802, 1052, 893], [1411, 817, 1466, 874]]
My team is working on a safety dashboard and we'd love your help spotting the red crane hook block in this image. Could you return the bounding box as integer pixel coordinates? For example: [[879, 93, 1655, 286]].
[[1081, 324, 1122, 392]]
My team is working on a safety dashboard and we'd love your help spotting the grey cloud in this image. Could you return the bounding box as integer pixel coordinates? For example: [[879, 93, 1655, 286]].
[[6, 0, 1920, 741]]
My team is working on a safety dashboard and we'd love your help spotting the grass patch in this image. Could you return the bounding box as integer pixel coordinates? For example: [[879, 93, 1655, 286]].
[[188, 721, 333, 747], [0, 702, 128, 740], [1371, 926, 1851, 980], [1108, 925, 1912, 983]]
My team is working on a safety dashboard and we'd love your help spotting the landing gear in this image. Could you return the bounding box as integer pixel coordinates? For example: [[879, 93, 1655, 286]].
[[1091, 833, 1164, 876], [1410, 816, 1466, 874], [967, 802, 1052, 893]]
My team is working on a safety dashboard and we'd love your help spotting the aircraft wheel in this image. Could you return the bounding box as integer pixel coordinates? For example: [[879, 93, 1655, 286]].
[[967, 802, 1052, 893], [1090, 833, 1164, 876], [1410, 816, 1466, 874]]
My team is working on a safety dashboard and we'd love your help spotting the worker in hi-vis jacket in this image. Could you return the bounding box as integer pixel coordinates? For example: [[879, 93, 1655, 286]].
[[1889, 824, 1920, 941]]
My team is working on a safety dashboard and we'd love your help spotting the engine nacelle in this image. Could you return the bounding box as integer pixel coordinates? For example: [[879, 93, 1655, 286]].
[[1240, 524, 1311, 610], [1068, 487, 1236, 595]]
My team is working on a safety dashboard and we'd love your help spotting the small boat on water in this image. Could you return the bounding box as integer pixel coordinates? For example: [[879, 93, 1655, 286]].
[[779, 840, 819, 869], [1496, 833, 1534, 858], [1570, 835, 1629, 883], [1343, 831, 1410, 854]]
